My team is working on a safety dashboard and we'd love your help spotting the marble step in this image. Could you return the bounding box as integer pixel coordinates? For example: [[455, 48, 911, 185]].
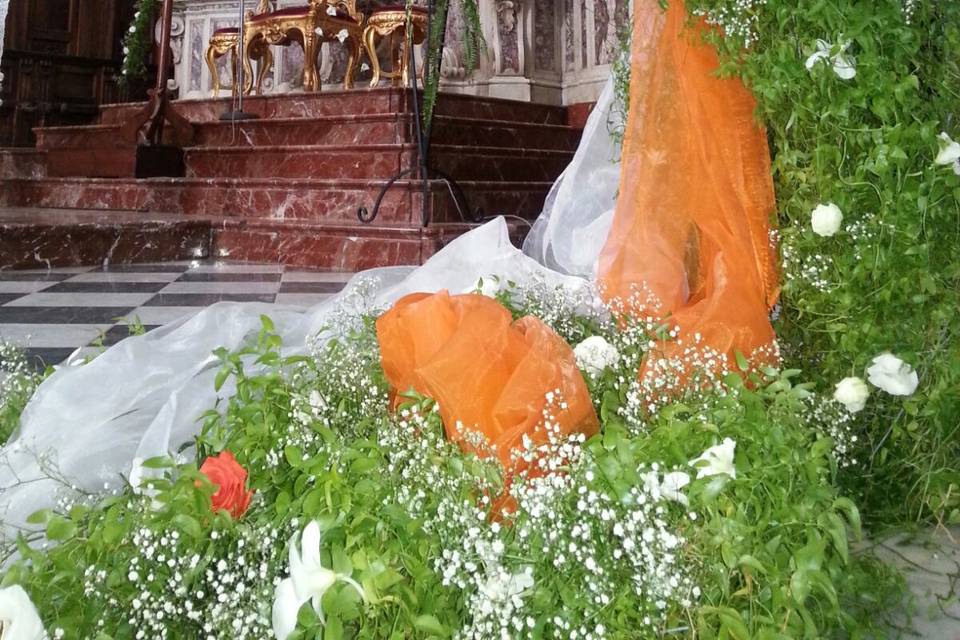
[[211, 218, 530, 270], [0, 149, 47, 178], [183, 144, 573, 182], [0, 208, 214, 269], [188, 114, 581, 151], [0, 206, 523, 271], [96, 88, 569, 127], [0, 176, 553, 226], [35, 113, 581, 152]]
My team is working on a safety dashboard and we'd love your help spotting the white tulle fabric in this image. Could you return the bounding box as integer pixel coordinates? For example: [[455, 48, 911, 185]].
[[521, 79, 623, 277]]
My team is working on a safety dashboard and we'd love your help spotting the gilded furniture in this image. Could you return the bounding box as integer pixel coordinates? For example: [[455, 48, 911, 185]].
[[206, 28, 274, 97], [241, 0, 365, 93], [363, 5, 428, 88]]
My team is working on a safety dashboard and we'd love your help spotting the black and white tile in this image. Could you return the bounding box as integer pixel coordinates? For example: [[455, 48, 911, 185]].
[[0, 262, 353, 371]]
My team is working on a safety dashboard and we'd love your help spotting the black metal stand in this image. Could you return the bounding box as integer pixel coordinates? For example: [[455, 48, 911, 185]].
[[358, 0, 479, 227], [220, 0, 259, 122]]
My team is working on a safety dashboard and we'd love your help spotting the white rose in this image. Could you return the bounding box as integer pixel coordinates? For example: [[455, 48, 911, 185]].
[[811, 203, 843, 237], [934, 132, 960, 175], [866, 353, 919, 396], [833, 376, 869, 413], [0, 585, 45, 640], [690, 438, 737, 480], [573, 336, 620, 377]]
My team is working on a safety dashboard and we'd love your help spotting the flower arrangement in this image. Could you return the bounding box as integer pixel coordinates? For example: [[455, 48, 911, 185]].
[[0, 279, 904, 637], [2, 0, 954, 636]]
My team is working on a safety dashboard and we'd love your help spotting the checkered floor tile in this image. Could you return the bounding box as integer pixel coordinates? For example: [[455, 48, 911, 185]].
[[0, 261, 353, 371]]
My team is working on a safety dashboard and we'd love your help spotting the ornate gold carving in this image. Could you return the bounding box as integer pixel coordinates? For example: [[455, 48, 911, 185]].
[[206, 31, 272, 97], [240, 0, 364, 93], [363, 9, 428, 88]]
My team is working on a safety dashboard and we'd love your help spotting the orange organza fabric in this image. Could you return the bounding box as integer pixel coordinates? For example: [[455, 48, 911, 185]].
[[597, 0, 780, 370], [376, 292, 599, 473]]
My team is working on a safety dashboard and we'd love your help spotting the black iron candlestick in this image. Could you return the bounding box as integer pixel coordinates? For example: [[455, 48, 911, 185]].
[[358, 0, 476, 228], [220, 0, 259, 121]]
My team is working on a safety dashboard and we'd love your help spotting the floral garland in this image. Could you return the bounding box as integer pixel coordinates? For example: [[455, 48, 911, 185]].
[[119, 0, 161, 83]]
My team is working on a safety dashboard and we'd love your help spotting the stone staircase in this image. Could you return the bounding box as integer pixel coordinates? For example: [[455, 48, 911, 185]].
[[0, 88, 581, 270]]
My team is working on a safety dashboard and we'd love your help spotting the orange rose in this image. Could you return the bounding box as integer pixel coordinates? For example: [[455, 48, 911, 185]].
[[199, 451, 254, 519]]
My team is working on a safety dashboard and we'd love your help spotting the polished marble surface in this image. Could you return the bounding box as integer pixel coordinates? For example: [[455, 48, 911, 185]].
[[0, 261, 351, 371]]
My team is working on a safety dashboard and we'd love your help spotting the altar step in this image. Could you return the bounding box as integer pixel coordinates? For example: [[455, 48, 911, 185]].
[[35, 115, 580, 154], [0, 207, 525, 271], [94, 89, 569, 126], [182, 144, 571, 182], [0, 177, 552, 226], [2, 89, 581, 269]]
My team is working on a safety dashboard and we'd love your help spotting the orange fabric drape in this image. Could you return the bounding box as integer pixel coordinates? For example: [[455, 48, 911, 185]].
[[376, 292, 599, 473], [597, 0, 780, 371], [375, 0, 781, 476]]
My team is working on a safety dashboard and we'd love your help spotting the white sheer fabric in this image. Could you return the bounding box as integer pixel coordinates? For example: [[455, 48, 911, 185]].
[[522, 78, 623, 278], [0, 220, 596, 536]]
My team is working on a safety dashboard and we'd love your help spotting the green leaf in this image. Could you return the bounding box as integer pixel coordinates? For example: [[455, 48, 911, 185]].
[[832, 497, 862, 540], [414, 614, 451, 638], [45, 515, 77, 541], [26, 509, 53, 525], [172, 514, 203, 540]]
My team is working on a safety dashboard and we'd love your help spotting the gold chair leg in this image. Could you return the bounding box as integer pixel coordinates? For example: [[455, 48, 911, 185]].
[[206, 45, 222, 98], [302, 30, 319, 92], [399, 36, 409, 88], [256, 46, 273, 96], [344, 34, 360, 90], [242, 33, 257, 95], [365, 27, 382, 88], [230, 46, 239, 98]]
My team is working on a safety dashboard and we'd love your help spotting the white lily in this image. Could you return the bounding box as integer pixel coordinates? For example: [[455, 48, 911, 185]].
[[935, 132, 960, 175], [0, 585, 45, 640], [805, 39, 856, 80], [478, 567, 534, 607], [271, 578, 300, 640], [326, 5, 339, 16], [660, 471, 692, 506], [866, 353, 919, 396], [336, 29, 349, 44], [641, 470, 690, 506], [690, 438, 737, 480], [271, 521, 367, 640]]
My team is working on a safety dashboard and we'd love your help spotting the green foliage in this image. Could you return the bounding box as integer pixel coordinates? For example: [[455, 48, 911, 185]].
[[685, 0, 960, 525], [120, 0, 161, 83], [4, 313, 904, 638], [0, 342, 42, 446], [421, 0, 485, 128]]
